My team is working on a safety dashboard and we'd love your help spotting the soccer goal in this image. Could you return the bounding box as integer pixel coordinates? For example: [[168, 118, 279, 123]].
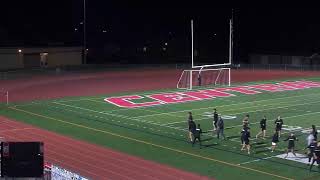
[[177, 67, 230, 90]]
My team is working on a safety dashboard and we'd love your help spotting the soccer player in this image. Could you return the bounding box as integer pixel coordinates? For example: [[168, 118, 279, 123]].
[[241, 125, 250, 145], [271, 131, 279, 152], [217, 116, 226, 140], [256, 115, 267, 139], [188, 112, 196, 142], [310, 141, 320, 171], [242, 114, 250, 128], [306, 139, 317, 166], [311, 125, 318, 141], [241, 128, 251, 154], [192, 124, 202, 148], [213, 108, 218, 132], [284, 133, 298, 158], [275, 116, 283, 137], [198, 74, 202, 86], [307, 132, 315, 147]]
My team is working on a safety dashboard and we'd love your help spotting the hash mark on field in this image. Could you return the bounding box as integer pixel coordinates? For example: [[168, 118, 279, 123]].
[[238, 156, 276, 165]]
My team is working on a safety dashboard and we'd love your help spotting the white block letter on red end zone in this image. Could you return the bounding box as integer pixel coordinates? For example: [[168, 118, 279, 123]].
[[105, 95, 162, 108], [148, 93, 199, 104]]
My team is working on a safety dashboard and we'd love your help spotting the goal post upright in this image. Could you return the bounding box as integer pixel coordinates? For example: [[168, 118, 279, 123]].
[[180, 12, 234, 90], [191, 19, 194, 68]]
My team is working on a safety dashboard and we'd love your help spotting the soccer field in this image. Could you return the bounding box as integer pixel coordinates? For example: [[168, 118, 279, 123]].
[[1, 77, 320, 180]]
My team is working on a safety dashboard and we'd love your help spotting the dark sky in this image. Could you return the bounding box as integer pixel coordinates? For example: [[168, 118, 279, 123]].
[[0, 2, 320, 57]]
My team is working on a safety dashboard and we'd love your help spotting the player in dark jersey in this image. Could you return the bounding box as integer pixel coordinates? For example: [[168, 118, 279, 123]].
[[284, 133, 298, 158], [241, 128, 251, 154], [275, 116, 283, 137], [306, 139, 317, 166], [217, 116, 226, 140], [188, 112, 196, 142], [241, 125, 250, 145], [312, 125, 318, 141], [271, 131, 279, 152], [310, 142, 320, 171], [213, 108, 218, 132], [198, 74, 202, 86], [192, 124, 203, 148], [256, 115, 267, 139]]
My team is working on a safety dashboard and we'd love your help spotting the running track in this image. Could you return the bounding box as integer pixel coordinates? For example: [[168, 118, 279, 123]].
[[0, 116, 212, 180]]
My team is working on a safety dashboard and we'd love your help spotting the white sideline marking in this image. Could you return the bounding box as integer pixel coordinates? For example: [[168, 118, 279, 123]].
[[130, 92, 320, 119], [163, 100, 320, 126]]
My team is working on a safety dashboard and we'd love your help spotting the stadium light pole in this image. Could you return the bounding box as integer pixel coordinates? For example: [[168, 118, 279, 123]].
[[83, 0, 87, 64]]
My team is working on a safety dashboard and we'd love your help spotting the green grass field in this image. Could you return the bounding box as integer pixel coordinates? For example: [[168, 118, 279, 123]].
[[1, 77, 320, 180]]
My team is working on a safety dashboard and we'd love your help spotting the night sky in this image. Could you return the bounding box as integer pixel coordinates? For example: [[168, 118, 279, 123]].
[[1, 2, 319, 63]]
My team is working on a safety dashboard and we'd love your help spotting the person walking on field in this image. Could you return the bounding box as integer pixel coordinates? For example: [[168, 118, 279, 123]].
[[187, 112, 196, 142], [217, 116, 226, 140], [275, 116, 283, 137], [256, 115, 267, 139], [192, 124, 203, 148], [213, 108, 218, 132]]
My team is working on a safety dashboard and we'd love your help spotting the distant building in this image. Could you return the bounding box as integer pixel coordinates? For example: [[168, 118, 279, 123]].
[[0, 47, 82, 70]]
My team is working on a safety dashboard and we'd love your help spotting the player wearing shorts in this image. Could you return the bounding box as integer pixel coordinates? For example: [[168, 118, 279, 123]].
[[188, 112, 196, 142], [241, 125, 249, 145], [312, 125, 318, 141], [241, 128, 251, 154], [310, 142, 320, 171], [256, 115, 267, 139], [213, 109, 218, 132], [275, 116, 283, 137], [284, 133, 298, 158], [271, 131, 279, 152], [192, 124, 202, 148], [306, 139, 317, 166]]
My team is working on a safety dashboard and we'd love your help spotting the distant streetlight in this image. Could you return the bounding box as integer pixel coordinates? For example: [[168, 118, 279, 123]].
[[80, 22, 83, 25], [75, 28, 78, 31], [18, 49, 22, 53], [165, 42, 168, 46]]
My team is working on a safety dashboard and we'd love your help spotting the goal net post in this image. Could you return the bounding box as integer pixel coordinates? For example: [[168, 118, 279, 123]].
[[177, 67, 231, 90]]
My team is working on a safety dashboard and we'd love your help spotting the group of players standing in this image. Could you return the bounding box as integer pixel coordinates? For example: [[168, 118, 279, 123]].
[[187, 109, 320, 171]]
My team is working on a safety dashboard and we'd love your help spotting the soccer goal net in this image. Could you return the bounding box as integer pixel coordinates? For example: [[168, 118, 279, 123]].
[[177, 67, 230, 90]]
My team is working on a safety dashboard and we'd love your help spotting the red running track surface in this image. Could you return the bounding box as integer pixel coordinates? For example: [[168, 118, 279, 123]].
[[0, 116, 213, 180], [1, 68, 320, 103]]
